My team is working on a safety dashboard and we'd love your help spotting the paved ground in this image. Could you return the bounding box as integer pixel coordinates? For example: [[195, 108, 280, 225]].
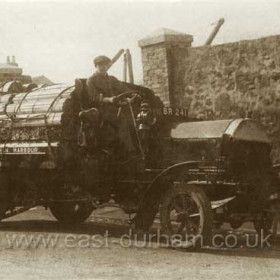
[[0, 207, 279, 280]]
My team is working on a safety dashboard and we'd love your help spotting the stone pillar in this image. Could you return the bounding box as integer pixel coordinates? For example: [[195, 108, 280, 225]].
[[138, 28, 193, 106]]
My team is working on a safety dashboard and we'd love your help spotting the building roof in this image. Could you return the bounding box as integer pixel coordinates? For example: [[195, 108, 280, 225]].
[[0, 63, 22, 74]]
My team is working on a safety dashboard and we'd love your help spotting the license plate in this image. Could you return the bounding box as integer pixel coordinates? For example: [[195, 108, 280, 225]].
[[162, 107, 188, 118]]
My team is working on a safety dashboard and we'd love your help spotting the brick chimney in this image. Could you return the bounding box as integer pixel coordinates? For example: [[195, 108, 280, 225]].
[[7, 56, 19, 67]]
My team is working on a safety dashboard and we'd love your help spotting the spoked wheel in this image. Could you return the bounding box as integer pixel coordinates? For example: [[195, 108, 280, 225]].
[[50, 194, 94, 224], [160, 183, 213, 249], [229, 218, 244, 230], [252, 196, 275, 235]]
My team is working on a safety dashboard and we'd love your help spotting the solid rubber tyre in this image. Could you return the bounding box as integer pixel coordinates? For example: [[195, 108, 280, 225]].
[[160, 183, 213, 249]]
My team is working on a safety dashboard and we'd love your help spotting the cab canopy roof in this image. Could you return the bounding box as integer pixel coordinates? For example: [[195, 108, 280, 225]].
[[171, 119, 270, 143]]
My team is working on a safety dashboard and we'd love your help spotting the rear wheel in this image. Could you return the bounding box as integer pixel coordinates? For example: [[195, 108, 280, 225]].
[[0, 172, 11, 220], [48, 171, 95, 224], [160, 183, 213, 249], [50, 199, 94, 224], [49, 184, 94, 224]]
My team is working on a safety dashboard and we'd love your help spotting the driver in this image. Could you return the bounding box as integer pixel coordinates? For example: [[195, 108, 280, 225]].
[[86, 55, 131, 198], [86, 55, 130, 149], [87, 55, 129, 112]]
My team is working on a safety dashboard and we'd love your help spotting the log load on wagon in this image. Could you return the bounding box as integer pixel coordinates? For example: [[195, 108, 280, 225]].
[[0, 82, 163, 161], [0, 84, 77, 156], [0, 84, 83, 221], [0, 81, 167, 225]]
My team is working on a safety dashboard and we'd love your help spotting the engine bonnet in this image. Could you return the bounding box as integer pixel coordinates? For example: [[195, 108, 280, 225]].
[[171, 119, 270, 144]]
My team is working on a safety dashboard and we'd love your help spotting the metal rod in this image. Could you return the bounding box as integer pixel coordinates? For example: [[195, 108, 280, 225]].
[[127, 97, 145, 158], [126, 49, 134, 84], [123, 53, 127, 82], [108, 49, 125, 69]]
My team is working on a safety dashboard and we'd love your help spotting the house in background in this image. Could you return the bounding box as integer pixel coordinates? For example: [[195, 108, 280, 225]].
[[32, 75, 54, 86], [0, 56, 26, 82], [0, 56, 53, 86]]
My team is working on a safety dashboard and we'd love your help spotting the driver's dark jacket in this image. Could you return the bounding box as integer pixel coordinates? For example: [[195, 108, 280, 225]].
[[87, 73, 136, 154], [86, 72, 129, 104], [86, 72, 131, 152], [86, 72, 129, 124]]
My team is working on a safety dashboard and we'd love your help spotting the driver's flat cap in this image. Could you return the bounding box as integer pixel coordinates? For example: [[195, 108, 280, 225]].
[[94, 55, 111, 66], [141, 100, 150, 106]]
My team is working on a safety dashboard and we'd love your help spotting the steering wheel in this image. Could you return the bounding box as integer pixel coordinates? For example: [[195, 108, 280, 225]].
[[114, 90, 143, 106]]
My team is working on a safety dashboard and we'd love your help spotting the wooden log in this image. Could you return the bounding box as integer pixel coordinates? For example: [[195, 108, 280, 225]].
[[0, 85, 74, 119], [0, 81, 23, 93], [0, 94, 12, 103], [0, 84, 79, 147], [22, 83, 38, 92], [12, 92, 63, 102], [5, 98, 67, 115], [12, 87, 72, 101], [0, 112, 63, 127]]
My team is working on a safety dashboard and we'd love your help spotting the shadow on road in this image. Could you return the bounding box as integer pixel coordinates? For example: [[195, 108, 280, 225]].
[[0, 219, 129, 239]]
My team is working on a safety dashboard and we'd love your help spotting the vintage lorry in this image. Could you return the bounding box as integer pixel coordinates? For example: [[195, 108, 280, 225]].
[[0, 80, 279, 247]]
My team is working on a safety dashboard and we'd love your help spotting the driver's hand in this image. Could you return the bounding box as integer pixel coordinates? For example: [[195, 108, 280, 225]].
[[103, 96, 117, 104]]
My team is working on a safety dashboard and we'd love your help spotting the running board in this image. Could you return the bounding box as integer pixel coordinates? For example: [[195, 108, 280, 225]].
[[211, 196, 236, 209]]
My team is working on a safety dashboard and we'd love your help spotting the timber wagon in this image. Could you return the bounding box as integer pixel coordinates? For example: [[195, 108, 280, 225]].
[[0, 80, 279, 248]]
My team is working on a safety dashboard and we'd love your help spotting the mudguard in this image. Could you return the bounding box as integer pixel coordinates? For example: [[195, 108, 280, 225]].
[[134, 161, 202, 230]]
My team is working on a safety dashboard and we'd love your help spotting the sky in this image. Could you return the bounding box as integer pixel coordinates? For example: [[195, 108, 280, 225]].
[[0, 0, 279, 84]]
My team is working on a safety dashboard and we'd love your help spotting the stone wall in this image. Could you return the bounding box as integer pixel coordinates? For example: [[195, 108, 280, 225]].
[[175, 35, 280, 162], [176, 36, 280, 120], [139, 32, 280, 163]]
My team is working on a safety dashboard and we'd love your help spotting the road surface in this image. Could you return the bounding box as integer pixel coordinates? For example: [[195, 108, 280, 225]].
[[0, 207, 279, 280]]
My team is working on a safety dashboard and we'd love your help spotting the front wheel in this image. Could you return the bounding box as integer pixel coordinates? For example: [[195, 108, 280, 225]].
[[229, 218, 244, 230], [160, 183, 213, 249], [253, 210, 273, 235]]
